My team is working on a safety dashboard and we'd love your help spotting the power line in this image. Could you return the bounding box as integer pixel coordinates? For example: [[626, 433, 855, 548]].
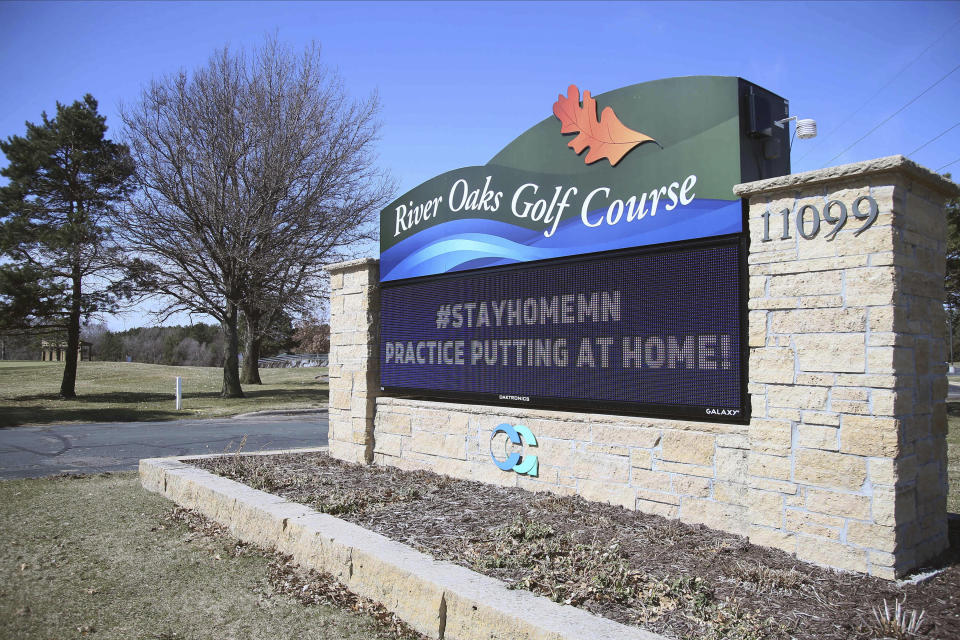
[[826, 62, 960, 166], [939, 157, 960, 172], [907, 121, 960, 157], [798, 16, 960, 163]]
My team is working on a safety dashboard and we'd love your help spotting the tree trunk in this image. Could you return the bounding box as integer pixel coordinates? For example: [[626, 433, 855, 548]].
[[240, 310, 263, 385], [221, 302, 245, 398], [240, 336, 263, 384], [59, 270, 82, 399]]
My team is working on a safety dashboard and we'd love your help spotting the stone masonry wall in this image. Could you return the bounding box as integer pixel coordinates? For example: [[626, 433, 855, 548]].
[[327, 155, 958, 579], [375, 397, 751, 534], [325, 258, 380, 465], [734, 155, 958, 578]]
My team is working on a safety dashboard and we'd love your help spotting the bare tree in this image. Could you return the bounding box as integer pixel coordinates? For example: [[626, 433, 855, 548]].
[[117, 38, 391, 397], [238, 263, 328, 384], [238, 259, 318, 385], [293, 315, 330, 354]]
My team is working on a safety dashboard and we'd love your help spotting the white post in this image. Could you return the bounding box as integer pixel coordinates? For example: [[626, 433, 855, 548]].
[[175, 376, 182, 410], [949, 315, 955, 373]]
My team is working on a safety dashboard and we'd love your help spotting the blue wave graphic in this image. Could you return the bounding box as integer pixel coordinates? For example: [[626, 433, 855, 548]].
[[381, 198, 740, 281]]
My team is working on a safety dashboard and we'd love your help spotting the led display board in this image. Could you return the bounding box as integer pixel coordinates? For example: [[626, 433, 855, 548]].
[[378, 76, 789, 420], [381, 238, 746, 420]]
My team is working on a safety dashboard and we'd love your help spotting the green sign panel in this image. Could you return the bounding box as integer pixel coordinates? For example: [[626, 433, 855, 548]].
[[380, 76, 789, 282]]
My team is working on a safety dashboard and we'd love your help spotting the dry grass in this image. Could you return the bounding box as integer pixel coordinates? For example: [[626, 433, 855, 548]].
[[0, 472, 415, 639], [948, 402, 960, 514], [732, 561, 808, 594], [870, 598, 925, 639], [0, 360, 327, 427]]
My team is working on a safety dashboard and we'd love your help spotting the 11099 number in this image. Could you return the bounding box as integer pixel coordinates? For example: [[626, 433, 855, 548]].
[[760, 195, 879, 242]]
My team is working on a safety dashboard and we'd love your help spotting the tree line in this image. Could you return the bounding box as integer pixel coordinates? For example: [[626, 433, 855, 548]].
[[0, 37, 389, 398], [0, 317, 330, 367]]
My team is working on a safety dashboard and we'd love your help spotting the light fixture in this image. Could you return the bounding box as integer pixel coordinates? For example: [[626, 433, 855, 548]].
[[775, 115, 817, 140]]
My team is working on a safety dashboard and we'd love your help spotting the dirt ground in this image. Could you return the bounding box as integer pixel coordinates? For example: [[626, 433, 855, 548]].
[[197, 451, 960, 640]]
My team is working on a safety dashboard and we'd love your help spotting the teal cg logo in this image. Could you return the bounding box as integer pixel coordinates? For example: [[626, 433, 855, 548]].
[[490, 423, 538, 477]]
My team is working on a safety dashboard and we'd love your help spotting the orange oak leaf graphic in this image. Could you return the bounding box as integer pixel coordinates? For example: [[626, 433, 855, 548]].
[[552, 84, 658, 166]]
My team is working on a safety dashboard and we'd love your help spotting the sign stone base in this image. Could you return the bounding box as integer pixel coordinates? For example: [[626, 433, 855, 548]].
[[327, 156, 958, 579]]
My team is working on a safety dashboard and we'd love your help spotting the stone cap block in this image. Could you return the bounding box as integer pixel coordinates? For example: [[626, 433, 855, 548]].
[[733, 155, 960, 199], [324, 257, 380, 274]]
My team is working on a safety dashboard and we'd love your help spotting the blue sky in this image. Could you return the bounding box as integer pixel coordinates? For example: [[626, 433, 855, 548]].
[[2, 0, 959, 328]]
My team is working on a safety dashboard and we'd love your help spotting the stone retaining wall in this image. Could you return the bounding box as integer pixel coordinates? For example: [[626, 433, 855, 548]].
[[327, 156, 959, 579], [140, 453, 660, 640]]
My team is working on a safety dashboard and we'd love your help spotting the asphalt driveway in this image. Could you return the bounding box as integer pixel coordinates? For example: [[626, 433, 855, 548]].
[[0, 412, 328, 479]]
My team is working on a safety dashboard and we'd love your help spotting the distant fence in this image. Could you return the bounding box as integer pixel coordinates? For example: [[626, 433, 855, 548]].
[[257, 353, 329, 368]]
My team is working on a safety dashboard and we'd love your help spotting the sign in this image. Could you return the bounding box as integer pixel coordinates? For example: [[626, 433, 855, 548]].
[[760, 195, 879, 242], [380, 77, 789, 282], [379, 77, 789, 421], [490, 424, 539, 477], [381, 239, 745, 420]]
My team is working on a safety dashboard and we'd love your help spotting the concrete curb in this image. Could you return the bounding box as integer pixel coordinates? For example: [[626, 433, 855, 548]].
[[140, 451, 666, 640], [231, 408, 328, 418]]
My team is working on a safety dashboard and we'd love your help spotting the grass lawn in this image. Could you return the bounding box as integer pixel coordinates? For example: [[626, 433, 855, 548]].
[[948, 402, 960, 514], [0, 473, 411, 639], [0, 361, 327, 428]]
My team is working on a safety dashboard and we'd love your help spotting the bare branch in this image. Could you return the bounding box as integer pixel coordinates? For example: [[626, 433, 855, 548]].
[[116, 36, 393, 393]]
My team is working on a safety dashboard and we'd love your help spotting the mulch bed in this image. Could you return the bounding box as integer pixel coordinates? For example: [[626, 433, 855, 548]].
[[193, 451, 960, 640]]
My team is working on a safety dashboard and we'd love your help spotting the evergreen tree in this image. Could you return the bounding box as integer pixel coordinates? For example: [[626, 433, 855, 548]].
[[0, 95, 134, 397], [97, 331, 124, 362]]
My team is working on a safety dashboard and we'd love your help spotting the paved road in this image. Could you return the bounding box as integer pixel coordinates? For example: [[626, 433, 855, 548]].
[[0, 413, 328, 479], [949, 382, 960, 401]]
